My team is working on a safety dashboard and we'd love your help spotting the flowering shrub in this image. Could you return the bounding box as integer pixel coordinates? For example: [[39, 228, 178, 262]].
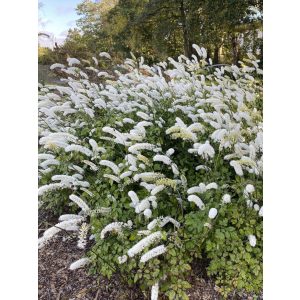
[[38, 45, 263, 299]]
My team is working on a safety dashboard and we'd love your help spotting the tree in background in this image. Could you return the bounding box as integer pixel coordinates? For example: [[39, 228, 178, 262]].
[[39, 0, 262, 65], [61, 29, 91, 60], [198, 0, 263, 64]]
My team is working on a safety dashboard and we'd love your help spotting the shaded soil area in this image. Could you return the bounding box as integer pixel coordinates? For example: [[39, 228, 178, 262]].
[[38, 211, 260, 300]]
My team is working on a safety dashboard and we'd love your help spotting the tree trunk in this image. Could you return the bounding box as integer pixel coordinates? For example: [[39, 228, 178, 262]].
[[207, 48, 212, 61], [179, 0, 192, 58], [213, 47, 219, 64], [231, 35, 239, 65]]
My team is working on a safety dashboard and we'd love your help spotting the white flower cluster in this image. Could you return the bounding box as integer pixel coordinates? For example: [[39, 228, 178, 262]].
[[100, 160, 120, 175], [69, 258, 90, 270], [38, 219, 81, 249], [166, 117, 198, 142], [151, 282, 159, 300], [135, 199, 151, 213], [187, 182, 218, 194], [188, 195, 205, 210], [143, 208, 152, 219], [222, 194, 231, 204], [39, 132, 78, 150], [51, 174, 89, 189], [89, 139, 105, 155], [89, 207, 111, 216], [120, 171, 132, 179], [38, 182, 70, 196], [103, 174, 120, 183], [118, 255, 128, 264], [128, 143, 158, 154], [133, 172, 165, 182], [65, 144, 93, 157], [100, 221, 133, 239], [128, 191, 157, 216], [189, 141, 215, 159], [99, 52, 111, 59], [77, 222, 90, 249], [208, 208, 218, 219], [69, 194, 90, 213], [140, 245, 167, 263], [39, 158, 59, 171], [128, 191, 140, 207], [67, 57, 80, 66], [83, 160, 99, 171], [248, 235, 257, 247], [58, 214, 84, 222], [38, 153, 55, 160], [153, 154, 172, 165], [230, 160, 244, 176], [244, 184, 255, 197], [127, 231, 162, 257], [147, 217, 180, 230], [151, 185, 165, 196]]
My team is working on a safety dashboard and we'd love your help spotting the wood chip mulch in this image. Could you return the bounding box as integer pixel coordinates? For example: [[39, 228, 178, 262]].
[[38, 232, 146, 300]]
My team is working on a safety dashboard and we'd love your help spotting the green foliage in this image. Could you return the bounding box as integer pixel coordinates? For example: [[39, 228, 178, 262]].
[[39, 0, 262, 68], [38, 47, 57, 65], [38, 52, 263, 299], [206, 203, 263, 298]]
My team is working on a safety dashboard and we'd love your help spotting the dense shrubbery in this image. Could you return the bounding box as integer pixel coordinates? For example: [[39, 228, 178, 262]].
[[38, 46, 263, 299]]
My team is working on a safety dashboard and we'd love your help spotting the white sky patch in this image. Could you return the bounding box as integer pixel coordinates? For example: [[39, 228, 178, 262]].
[[38, 0, 81, 48]]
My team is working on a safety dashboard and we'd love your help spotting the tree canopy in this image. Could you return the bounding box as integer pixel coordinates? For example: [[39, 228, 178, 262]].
[[39, 0, 263, 65]]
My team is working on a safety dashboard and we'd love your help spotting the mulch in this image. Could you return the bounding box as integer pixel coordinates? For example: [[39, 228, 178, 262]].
[[38, 233, 145, 300], [38, 211, 260, 300]]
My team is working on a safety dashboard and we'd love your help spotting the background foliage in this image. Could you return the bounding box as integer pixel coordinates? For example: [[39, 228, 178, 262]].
[[38, 0, 263, 67]]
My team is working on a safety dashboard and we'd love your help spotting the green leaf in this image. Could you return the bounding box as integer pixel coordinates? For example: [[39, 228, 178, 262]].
[[168, 290, 176, 300]]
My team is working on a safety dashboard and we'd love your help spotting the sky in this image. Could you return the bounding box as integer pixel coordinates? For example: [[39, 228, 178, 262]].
[[38, 0, 83, 48]]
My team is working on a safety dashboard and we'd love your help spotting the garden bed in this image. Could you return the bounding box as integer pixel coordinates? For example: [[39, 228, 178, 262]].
[[38, 51, 263, 300], [38, 234, 222, 300], [38, 212, 220, 300]]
